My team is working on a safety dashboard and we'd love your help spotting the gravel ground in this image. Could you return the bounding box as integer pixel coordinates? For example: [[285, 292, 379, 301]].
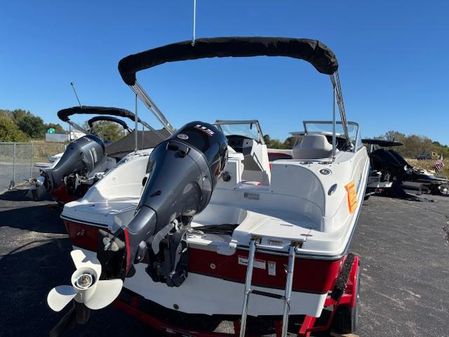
[[352, 195, 449, 337], [1, 191, 449, 337]]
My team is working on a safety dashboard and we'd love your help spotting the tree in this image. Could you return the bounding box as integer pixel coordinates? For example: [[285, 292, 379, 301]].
[[283, 136, 296, 149], [384, 130, 406, 143], [0, 115, 28, 142], [268, 138, 286, 149], [378, 130, 449, 159], [0, 109, 13, 119], [263, 134, 283, 148], [89, 121, 126, 142], [17, 114, 46, 138], [12, 109, 29, 122], [263, 134, 297, 149], [263, 134, 271, 145]]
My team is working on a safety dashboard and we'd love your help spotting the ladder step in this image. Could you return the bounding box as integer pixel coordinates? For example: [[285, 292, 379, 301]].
[[251, 289, 284, 300], [240, 240, 299, 337]]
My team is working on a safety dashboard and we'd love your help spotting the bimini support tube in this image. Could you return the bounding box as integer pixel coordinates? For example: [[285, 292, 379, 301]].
[[66, 120, 89, 135], [134, 93, 139, 151], [130, 81, 176, 134], [332, 86, 336, 160], [330, 72, 350, 146]]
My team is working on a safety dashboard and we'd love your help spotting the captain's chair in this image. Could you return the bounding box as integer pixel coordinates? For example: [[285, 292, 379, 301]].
[[292, 134, 333, 159]]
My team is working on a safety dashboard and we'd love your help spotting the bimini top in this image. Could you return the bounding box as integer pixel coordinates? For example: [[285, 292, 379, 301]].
[[362, 139, 403, 147], [57, 106, 144, 124], [118, 37, 338, 86]]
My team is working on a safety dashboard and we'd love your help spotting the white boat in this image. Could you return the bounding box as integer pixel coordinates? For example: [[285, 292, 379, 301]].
[[48, 37, 370, 337]]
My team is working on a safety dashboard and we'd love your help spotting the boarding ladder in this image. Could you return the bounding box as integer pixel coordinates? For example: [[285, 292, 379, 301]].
[[239, 237, 302, 337]]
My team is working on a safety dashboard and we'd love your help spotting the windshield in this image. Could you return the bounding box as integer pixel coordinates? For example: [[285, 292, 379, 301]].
[[303, 121, 359, 145], [215, 121, 263, 143]]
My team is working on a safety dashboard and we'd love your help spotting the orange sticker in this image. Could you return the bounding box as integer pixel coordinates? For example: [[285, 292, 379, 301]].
[[345, 182, 358, 214]]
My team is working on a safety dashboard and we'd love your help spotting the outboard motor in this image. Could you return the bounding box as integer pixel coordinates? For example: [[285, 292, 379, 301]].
[[100, 122, 227, 286], [42, 135, 106, 200], [370, 148, 408, 180]]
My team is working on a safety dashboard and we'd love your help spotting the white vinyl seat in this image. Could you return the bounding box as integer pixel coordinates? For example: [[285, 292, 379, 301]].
[[292, 134, 333, 159]]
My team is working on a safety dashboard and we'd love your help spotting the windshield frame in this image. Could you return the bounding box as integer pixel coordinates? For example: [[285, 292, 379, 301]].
[[215, 119, 265, 144]]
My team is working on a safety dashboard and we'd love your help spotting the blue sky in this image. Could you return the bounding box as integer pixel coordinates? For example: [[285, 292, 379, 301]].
[[1, 1, 448, 144]]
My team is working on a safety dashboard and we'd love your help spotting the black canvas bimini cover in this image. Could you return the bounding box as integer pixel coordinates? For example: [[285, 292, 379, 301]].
[[362, 139, 403, 147], [57, 106, 143, 124], [118, 37, 338, 86]]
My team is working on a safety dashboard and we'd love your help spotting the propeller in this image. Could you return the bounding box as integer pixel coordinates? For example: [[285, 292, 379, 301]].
[[47, 250, 123, 312]]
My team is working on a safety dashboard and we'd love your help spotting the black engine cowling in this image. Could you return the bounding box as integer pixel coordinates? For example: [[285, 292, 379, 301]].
[[42, 135, 106, 194], [99, 121, 228, 286], [370, 148, 413, 182]]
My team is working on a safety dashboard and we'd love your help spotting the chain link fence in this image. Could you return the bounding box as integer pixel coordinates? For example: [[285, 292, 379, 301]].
[[0, 142, 66, 192]]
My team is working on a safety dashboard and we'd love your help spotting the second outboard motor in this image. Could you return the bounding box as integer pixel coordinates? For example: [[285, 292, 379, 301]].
[[370, 148, 408, 180], [100, 121, 227, 286], [42, 135, 106, 197]]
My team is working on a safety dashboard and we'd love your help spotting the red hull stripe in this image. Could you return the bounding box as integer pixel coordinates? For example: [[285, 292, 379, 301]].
[[124, 228, 132, 273], [189, 247, 341, 293], [65, 220, 99, 251], [52, 185, 76, 204], [64, 220, 343, 294]]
